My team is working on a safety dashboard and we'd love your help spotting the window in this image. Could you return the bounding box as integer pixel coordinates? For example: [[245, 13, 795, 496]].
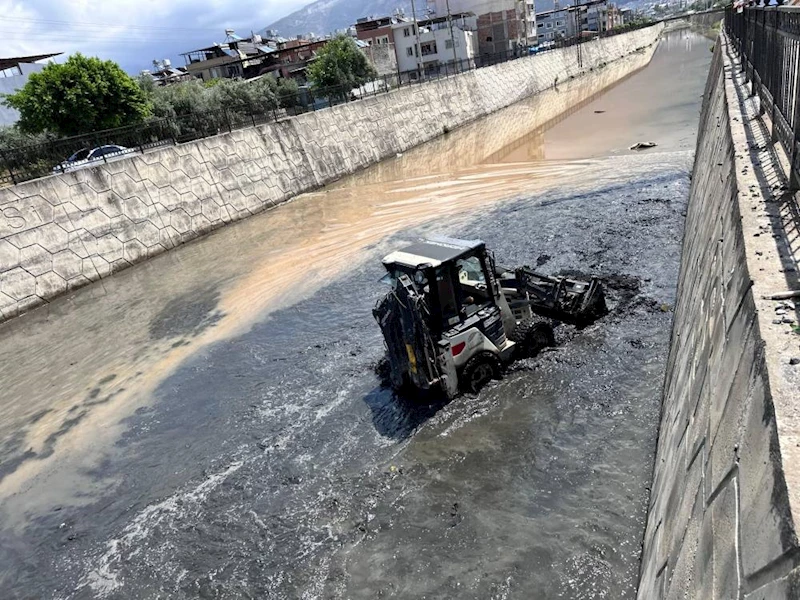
[[445, 39, 454, 49], [547, 32, 555, 39], [486, 36, 493, 42], [376, 35, 389, 44], [546, 22, 553, 28], [435, 267, 459, 326], [539, 22, 547, 29], [90, 146, 120, 159], [538, 33, 545, 39], [456, 257, 486, 286], [556, 20, 564, 26], [69, 149, 91, 162], [406, 47, 414, 57], [420, 41, 437, 56], [404, 27, 411, 37]]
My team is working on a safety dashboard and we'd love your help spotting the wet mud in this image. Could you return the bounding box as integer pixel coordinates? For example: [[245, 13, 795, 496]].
[[0, 30, 711, 599]]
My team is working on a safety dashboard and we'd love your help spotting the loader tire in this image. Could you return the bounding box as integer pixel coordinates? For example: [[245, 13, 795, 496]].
[[461, 352, 501, 394], [511, 319, 555, 359]]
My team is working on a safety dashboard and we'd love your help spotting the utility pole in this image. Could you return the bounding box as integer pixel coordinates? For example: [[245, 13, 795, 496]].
[[410, 0, 424, 74], [575, 0, 583, 68], [445, 0, 459, 67]]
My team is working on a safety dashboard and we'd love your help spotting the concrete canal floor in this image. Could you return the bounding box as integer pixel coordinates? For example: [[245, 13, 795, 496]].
[[0, 29, 712, 599]]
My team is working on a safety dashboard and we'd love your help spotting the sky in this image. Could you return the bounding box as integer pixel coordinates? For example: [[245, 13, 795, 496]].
[[0, 0, 315, 74]]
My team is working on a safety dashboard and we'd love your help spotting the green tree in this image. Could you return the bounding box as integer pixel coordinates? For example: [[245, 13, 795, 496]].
[[275, 78, 300, 109], [208, 78, 276, 115], [3, 53, 150, 136], [307, 36, 377, 94]]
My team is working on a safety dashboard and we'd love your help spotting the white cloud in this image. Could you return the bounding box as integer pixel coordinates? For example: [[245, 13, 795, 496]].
[[0, 0, 314, 72]]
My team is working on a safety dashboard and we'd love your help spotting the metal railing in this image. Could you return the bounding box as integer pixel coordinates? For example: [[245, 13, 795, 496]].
[[0, 20, 656, 187], [726, 5, 800, 187]]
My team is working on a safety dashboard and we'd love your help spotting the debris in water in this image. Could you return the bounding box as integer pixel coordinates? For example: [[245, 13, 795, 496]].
[[630, 141, 658, 151]]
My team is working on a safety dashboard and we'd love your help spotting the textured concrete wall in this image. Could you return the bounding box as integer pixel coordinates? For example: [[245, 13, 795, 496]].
[[638, 36, 800, 599], [0, 25, 662, 323]]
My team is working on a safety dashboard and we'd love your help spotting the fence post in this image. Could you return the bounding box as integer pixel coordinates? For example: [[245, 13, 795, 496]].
[[770, 15, 780, 142], [170, 116, 178, 145], [791, 36, 800, 190], [223, 109, 233, 133], [98, 138, 108, 164], [0, 149, 18, 185]]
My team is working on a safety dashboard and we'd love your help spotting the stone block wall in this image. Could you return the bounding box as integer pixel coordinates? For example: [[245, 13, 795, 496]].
[[637, 37, 800, 599], [0, 25, 662, 323]]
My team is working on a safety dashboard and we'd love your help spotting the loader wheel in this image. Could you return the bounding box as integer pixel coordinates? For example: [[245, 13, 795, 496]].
[[512, 319, 555, 359], [461, 352, 501, 394]]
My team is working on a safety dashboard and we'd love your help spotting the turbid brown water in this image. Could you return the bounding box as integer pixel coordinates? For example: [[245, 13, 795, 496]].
[[0, 29, 711, 599]]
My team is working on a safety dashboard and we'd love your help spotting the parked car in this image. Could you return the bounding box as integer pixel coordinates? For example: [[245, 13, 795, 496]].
[[53, 145, 131, 174]]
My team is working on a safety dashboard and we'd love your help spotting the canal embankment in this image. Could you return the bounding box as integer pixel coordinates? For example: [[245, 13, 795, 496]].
[[637, 32, 800, 600], [0, 25, 663, 324]]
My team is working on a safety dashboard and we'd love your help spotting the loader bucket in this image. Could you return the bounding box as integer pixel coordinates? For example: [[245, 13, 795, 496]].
[[513, 269, 609, 327]]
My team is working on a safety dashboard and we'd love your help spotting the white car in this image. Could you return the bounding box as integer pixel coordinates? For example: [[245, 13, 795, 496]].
[[53, 145, 132, 174]]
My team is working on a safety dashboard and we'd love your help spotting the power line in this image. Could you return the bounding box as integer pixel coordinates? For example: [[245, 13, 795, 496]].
[[1, 15, 222, 32], [0, 37, 216, 48]]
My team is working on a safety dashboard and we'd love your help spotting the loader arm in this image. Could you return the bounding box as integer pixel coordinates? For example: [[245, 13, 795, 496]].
[[503, 267, 608, 327]]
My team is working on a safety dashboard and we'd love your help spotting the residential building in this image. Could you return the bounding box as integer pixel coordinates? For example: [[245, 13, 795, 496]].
[[581, 2, 610, 32], [0, 53, 61, 126], [360, 42, 399, 77], [535, 6, 572, 44], [392, 13, 478, 76], [257, 38, 330, 85], [620, 8, 636, 24], [355, 15, 405, 75], [427, 0, 536, 55], [181, 30, 332, 85], [607, 4, 623, 28], [141, 59, 192, 86], [355, 14, 402, 46], [181, 31, 275, 81], [534, 0, 621, 45]]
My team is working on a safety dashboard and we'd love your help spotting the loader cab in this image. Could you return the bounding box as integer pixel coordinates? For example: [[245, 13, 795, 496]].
[[380, 237, 499, 336]]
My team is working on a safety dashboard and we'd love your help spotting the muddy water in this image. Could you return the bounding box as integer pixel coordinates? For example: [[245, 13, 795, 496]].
[[0, 29, 711, 599]]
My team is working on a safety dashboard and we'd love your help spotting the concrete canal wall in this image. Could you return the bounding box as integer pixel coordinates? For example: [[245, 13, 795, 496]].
[[0, 25, 663, 323], [638, 36, 800, 599]]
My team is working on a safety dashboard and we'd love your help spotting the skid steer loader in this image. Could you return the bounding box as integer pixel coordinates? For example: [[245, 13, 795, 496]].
[[373, 237, 607, 398]]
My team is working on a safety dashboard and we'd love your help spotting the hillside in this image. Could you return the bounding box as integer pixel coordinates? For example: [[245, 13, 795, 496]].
[[266, 0, 413, 37]]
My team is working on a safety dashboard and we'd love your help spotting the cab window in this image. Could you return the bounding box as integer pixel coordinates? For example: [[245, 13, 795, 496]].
[[435, 267, 460, 326], [457, 256, 485, 285]]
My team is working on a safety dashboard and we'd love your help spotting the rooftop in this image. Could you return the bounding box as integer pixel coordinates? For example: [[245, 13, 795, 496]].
[[0, 53, 61, 71], [382, 237, 485, 269]]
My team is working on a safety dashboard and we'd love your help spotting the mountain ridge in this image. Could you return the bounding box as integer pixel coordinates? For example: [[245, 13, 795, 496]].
[[266, 0, 413, 38], [264, 0, 638, 39]]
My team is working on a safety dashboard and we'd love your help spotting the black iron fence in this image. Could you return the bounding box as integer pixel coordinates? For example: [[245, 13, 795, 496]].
[[0, 20, 656, 187], [726, 5, 800, 187]]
